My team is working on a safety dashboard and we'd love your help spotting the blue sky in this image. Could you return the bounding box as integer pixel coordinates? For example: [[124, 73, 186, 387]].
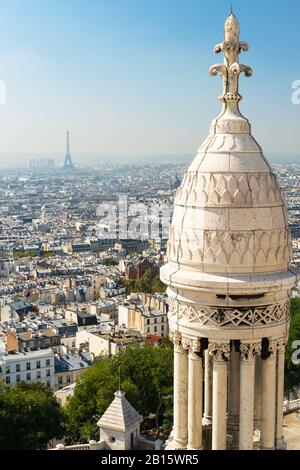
[[0, 0, 299, 162]]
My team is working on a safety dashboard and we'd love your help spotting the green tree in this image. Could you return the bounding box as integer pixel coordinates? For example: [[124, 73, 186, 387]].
[[64, 339, 173, 444], [126, 268, 166, 295], [0, 382, 65, 449], [14, 251, 37, 258], [102, 257, 118, 266]]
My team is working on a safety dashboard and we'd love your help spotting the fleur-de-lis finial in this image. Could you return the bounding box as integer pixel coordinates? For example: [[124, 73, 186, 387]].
[[209, 13, 252, 103]]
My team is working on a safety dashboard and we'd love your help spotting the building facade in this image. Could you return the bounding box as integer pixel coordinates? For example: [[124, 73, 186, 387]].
[[160, 13, 296, 451], [118, 299, 168, 338], [0, 348, 55, 388]]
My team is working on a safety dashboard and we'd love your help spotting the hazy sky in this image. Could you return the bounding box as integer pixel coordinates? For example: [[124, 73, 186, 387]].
[[0, 0, 299, 161]]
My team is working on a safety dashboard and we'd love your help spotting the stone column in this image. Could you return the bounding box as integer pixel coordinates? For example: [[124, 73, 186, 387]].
[[228, 348, 240, 449], [276, 336, 287, 450], [208, 341, 230, 450], [239, 341, 262, 450], [254, 356, 262, 431], [186, 338, 203, 450], [260, 339, 277, 450], [171, 331, 188, 449], [203, 349, 213, 425]]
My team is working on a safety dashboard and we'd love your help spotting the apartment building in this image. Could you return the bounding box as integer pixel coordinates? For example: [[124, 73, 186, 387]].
[[0, 348, 55, 387]]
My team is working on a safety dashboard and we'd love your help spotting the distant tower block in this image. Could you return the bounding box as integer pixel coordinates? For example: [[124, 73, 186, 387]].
[[161, 13, 296, 451], [63, 130, 74, 170]]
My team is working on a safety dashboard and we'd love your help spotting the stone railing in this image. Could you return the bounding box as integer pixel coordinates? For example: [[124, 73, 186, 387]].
[[51, 440, 107, 450], [283, 399, 300, 415]]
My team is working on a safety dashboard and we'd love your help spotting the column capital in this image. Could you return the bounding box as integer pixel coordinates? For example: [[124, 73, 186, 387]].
[[267, 338, 279, 358], [208, 341, 230, 361], [240, 341, 262, 361], [183, 336, 202, 354], [169, 329, 182, 346], [277, 335, 288, 353]]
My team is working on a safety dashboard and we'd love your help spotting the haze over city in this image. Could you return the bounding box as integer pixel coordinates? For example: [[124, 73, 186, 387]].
[[0, 0, 299, 166]]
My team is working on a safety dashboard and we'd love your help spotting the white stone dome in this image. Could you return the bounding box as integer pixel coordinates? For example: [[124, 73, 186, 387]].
[[165, 106, 291, 276]]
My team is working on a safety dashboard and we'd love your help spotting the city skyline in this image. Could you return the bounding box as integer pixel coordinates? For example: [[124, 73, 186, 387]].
[[0, 0, 298, 162]]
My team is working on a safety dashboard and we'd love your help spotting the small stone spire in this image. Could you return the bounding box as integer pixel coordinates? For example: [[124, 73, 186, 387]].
[[209, 13, 252, 103]]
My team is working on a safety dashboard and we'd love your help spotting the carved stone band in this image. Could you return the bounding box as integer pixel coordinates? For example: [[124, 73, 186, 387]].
[[169, 299, 290, 328]]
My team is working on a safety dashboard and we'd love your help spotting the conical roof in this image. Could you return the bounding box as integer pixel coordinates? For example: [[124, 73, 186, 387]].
[[97, 390, 143, 432], [161, 14, 293, 288]]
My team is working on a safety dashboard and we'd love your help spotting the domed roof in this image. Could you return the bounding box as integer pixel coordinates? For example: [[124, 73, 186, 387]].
[[161, 14, 292, 284]]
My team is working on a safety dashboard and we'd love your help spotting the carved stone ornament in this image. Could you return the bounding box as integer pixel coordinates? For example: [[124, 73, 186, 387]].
[[209, 13, 252, 102], [169, 330, 182, 346], [208, 342, 230, 361], [267, 338, 278, 358], [240, 342, 262, 361], [169, 298, 290, 328], [190, 338, 202, 353], [181, 335, 191, 351], [179, 336, 202, 353], [276, 335, 289, 353]]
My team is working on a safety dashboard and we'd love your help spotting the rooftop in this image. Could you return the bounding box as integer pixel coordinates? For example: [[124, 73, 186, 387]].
[[97, 390, 143, 432]]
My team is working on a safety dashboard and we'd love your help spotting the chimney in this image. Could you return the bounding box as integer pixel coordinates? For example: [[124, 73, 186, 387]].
[[5, 331, 18, 353]]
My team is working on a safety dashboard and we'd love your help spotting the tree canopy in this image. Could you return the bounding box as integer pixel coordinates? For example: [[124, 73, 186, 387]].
[[64, 339, 173, 444], [125, 267, 166, 295], [102, 257, 118, 266], [0, 382, 65, 450]]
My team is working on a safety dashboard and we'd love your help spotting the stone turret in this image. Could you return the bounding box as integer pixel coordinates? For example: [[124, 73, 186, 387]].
[[161, 12, 296, 451], [97, 390, 143, 450]]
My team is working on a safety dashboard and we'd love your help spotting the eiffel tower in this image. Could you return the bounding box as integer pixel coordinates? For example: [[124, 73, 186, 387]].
[[63, 130, 74, 171]]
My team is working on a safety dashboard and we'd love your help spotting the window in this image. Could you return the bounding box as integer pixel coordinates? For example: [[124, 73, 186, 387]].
[[46, 359, 51, 367], [161, 324, 164, 331], [59, 376, 63, 385], [154, 326, 157, 333], [26, 362, 31, 371], [147, 319, 150, 325], [36, 361, 41, 369], [16, 364, 20, 373], [46, 380, 51, 387], [6, 366, 10, 374], [154, 318, 157, 324], [67, 374, 71, 383], [26, 373, 31, 381], [37, 371, 41, 379], [16, 374, 20, 382], [6, 376, 10, 384], [147, 327, 150, 333], [46, 369, 51, 377]]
